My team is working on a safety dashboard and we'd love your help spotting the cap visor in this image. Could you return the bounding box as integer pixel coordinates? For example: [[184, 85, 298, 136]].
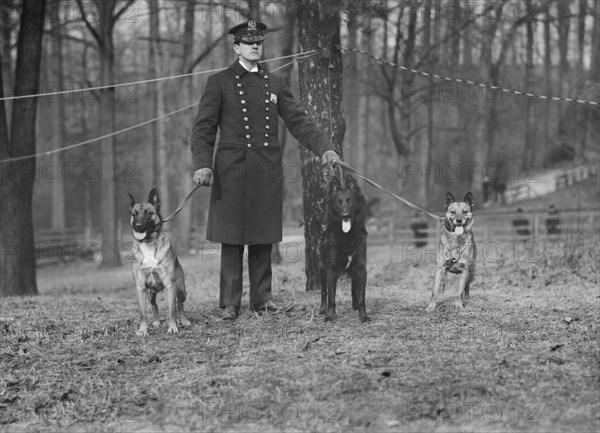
[[239, 35, 264, 43]]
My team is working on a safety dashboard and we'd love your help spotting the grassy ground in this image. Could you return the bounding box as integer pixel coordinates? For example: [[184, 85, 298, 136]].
[[1, 240, 599, 432]]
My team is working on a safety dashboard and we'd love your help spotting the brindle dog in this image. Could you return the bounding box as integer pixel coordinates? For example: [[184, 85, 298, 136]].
[[426, 192, 476, 312], [129, 188, 190, 336], [319, 174, 370, 323]]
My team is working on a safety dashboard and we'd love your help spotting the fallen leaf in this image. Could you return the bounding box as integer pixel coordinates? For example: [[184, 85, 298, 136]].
[[301, 336, 321, 351], [550, 344, 564, 352]]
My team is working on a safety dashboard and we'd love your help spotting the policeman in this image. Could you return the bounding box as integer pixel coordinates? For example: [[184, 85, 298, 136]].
[[191, 20, 340, 320]]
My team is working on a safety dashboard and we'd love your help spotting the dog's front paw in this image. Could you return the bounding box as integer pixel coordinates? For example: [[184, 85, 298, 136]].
[[152, 320, 161, 328], [425, 303, 436, 313], [136, 325, 149, 337], [453, 300, 464, 309], [166, 324, 179, 334], [180, 318, 191, 327], [324, 312, 337, 322]]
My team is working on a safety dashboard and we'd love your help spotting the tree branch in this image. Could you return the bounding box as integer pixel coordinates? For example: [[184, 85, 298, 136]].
[[114, 0, 136, 23], [76, 0, 101, 45], [187, 31, 229, 73]]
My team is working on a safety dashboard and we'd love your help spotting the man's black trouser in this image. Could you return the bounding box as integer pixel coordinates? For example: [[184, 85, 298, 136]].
[[219, 243, 272, 308]]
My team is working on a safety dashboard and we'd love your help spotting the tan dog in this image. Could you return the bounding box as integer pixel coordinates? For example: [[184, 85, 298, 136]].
[[426, 192, 476, 312], [129, 188, 190, 336]]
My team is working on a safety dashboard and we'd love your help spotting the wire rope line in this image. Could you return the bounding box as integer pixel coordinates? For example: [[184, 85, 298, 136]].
[[0, 51, 319, 164], [339, 46, 599, 107], [0, 50, 320, 102]]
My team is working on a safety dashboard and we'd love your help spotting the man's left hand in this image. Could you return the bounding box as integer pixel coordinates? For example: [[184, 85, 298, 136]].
[[321, 150, 340, 165]]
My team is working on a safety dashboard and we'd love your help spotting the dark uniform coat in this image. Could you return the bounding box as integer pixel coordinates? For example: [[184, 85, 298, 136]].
[[191, 60, 334, 245]]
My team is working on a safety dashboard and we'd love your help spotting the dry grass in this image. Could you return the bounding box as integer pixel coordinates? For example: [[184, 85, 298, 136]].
[[1, 241, 599, 432]]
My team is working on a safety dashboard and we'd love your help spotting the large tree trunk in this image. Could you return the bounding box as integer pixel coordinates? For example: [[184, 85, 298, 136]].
[[296, 0, 345, 292], [542, 1, 552, 165], [556, 0, 571, 101], [49, 0, 66, 232], [522, 0, 535, 165], [0, 0, 46, 297], [98, 2, 120, 267], [449, 0, 460, 68]]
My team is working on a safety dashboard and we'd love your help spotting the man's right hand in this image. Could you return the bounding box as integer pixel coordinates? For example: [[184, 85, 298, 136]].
[[193, 168, 213, 186]]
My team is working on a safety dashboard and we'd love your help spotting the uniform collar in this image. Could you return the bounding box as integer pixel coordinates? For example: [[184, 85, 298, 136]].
[[229, 60, 267, 77], [238, 58, 258, 72]]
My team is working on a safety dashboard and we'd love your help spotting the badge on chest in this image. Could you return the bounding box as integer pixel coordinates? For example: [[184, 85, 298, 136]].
[[270, 93, 277, 104]]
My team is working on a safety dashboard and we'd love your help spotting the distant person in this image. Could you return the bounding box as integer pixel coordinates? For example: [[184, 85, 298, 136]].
[[494, 181, 506, 205], [545, 204, 561, 235], [512, 207, 530, 237], [410, 212, 428, 248], [482, 176, 491, 206]]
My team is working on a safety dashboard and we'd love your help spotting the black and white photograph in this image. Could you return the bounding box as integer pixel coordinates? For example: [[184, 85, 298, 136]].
[[1, 0, 598, 431]]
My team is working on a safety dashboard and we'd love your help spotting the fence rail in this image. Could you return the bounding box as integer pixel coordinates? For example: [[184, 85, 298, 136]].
[[366, 209, 600, 247], [32, 210, 598, 264]]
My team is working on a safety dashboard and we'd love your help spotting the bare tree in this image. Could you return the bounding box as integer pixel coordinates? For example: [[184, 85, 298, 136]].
[[172, 0, 196, 254], [148, 0, 168, 207], [296, 0, 345, 292], [423, 0, 435, 194], [49, 0, 66, 232], [542, 1, 553, 160], [522, 0, 536, 164], [76, 0, 136, 267], [0, 0, 47, 297], [479, 1, 528, 172]]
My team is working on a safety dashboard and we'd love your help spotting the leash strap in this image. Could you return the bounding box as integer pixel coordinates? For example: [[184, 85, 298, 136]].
[[334, 160, 443, 222], [161, 162, 441, 223], [161, 182, 203, 223]]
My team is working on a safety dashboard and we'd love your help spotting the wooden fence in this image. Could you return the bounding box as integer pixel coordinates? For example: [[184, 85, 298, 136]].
[[33, 209, 598, 265]]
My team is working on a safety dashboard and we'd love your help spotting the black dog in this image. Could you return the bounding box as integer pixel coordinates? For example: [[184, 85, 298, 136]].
[[319, 173, 370, 323]]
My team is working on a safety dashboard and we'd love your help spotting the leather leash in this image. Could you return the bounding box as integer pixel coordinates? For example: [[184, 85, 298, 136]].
[[334, 160, 443, 222], [161, 182, 203, 223]]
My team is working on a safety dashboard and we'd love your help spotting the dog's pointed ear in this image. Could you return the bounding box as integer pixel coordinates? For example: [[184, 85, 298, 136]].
[[148, 188, 160, 212], [128, 193, 136, 213], [464, 192, 474, 208], [345, 174, 358, 191], [444, 192, 455, 209], [329, 175, 341, 193]]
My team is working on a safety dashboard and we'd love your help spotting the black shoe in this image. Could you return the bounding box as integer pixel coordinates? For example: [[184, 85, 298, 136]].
[[222, 305, 239, 321], [251, 299, 294, 313]]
